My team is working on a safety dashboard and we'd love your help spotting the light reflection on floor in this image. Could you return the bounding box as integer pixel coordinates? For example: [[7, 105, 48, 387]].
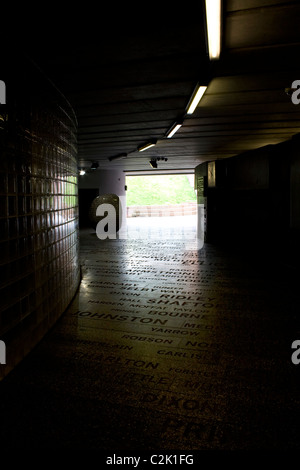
[[0, 215, 299, 450]]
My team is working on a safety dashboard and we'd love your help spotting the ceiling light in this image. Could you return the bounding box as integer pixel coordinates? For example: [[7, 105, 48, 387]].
[[186, 85, 207, 115], [91, 162, 99, 170], [166, 121, 183, 138], [138, 140, 157, 152], [205, 0, 222, 60], [79, 169, 86, 176], [108, 153, 127, 161]]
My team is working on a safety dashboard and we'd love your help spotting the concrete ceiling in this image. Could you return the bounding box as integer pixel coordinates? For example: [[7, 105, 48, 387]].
[[23, 1, 300, 173]]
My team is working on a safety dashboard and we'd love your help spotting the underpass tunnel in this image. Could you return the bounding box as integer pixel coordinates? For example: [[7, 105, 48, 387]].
[[1, 3, 300, 451]]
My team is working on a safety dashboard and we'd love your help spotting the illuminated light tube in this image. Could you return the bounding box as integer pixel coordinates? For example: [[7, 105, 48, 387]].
[[186, 85, 207, 115], [138, 140, 157, 152], [166, 122, 183, 138], [205, 0, 222, 60]]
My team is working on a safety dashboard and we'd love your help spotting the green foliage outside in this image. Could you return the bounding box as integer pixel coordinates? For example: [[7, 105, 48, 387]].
[[126, 175, 196, 206]]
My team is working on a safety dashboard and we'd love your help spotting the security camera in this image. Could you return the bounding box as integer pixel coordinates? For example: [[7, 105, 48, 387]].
[[149, 159, 157, 169]]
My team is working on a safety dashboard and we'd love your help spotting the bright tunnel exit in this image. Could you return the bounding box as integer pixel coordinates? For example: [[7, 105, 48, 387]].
[[125, 174, 200, 244]]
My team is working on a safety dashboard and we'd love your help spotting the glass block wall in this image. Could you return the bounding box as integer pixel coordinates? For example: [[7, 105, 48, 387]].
[[0, 54, 80, 379]]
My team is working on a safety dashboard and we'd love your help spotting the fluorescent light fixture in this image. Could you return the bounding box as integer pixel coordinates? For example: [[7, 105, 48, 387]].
[[79, 169, 86, 176], [186, 85, 207, 115], [205, 0, 222, 60], [138, 140, 157, 152], [166, 121, 183, 138]]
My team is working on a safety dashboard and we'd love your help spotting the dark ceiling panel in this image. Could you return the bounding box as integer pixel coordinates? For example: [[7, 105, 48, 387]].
[[225, 2, 300, 50], [16, 0, 300, 174]]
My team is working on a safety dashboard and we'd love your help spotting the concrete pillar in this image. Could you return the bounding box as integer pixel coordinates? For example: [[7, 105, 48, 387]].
[[194, 163, 208, 247]]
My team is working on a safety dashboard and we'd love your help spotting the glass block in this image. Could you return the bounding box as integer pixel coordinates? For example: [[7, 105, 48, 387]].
[[7, 174, 16, 193], [25, 176, 32, 194], [0, 173, 8, 194], [0, 219, 8, 240], [8, 196, 17, 216], [18, 217, 27, 236], [18, 196, 25, 215], [26, 216, 32, 234], [17, 176, 26, 194], [9, 239, 18, 259], [8, 218, 18, 238], [0, 195, 7, 216], [0, 55, 80, 379]]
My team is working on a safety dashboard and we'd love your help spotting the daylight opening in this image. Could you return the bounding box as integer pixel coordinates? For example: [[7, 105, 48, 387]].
[[125, 174, 197, 241], [126, 174, 196, 216]]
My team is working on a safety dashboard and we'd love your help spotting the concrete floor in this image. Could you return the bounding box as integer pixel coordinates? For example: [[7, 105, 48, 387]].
[[0, 217, 299, 451]]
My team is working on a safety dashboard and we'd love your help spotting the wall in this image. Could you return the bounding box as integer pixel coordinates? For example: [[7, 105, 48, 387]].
[[78, 169, 125, 196], [0, 54, 80, 379], [289, 135, 300, 266], [195, 136, 300, 266]]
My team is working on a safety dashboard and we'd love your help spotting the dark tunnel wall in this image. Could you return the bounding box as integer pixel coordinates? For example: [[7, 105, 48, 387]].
[[195, 136, 300, 267], [0, 54, 80, 379]]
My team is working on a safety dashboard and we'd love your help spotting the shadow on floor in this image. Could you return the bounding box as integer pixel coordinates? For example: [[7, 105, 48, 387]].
[[0, 221, 299, 451]]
